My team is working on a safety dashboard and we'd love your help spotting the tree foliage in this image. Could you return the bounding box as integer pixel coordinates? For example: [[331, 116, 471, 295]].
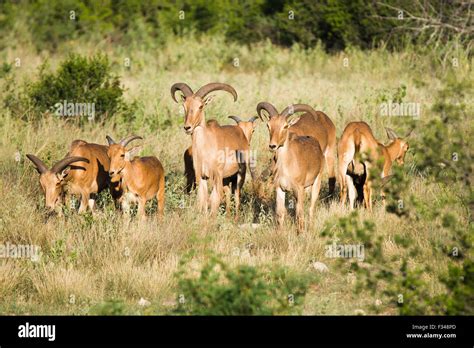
[[2, 0, 471, 52]]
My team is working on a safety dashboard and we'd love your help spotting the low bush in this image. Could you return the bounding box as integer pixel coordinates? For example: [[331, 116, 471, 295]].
[[173, 253, 311, 315], [27, 54, 125, 125]]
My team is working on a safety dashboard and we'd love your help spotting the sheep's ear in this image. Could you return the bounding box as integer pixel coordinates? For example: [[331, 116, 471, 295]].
[[106, 135, 116, 145], [181, 94, 186, 102], [249, 116, 258, 126], [125, 146, 142, 161], [57, 168, 70, 181], [385, 127, 398, 140], [228, 115, 241, 124], [285, 116, 301, 128], [203, 95, 215, 105]]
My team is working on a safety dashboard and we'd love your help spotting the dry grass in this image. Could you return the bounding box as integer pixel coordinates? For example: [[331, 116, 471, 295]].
[[0, 35, 471, 315]]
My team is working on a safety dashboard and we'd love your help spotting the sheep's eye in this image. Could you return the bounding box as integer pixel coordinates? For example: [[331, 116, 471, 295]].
[[120, 154, 125, 158], [199, 105, 204, 110]]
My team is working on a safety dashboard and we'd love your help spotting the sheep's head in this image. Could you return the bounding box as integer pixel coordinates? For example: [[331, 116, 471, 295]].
[[228, 115, 258, 144], [106, 135, 143, 179], [171, 82, 238, 135], [26, 154, 89, 210], [257, 103, 317, 151], [385, 128, 412, 165]]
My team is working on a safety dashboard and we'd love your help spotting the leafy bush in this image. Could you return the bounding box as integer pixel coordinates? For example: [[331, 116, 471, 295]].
[[173, 254, 310, 315], [434, 260, 474, 315], [90, 299, 127, 315], [27, 54, 125, 125], [0, 63, 32, 122], [412, 76, 473, 189]]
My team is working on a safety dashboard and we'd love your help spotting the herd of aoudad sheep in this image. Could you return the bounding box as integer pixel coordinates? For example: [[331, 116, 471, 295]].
[[26, 82, 411, 232]]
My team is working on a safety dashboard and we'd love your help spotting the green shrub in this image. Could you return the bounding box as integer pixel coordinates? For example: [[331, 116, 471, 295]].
[[434, 260, 474, 315], [27, 54, 125, 125], [384, 256, 474, 315], [0, 2, 15, 32], [412, 75, 473, 188], [173, 254, 310, 315], [90, 299, 127, 315]]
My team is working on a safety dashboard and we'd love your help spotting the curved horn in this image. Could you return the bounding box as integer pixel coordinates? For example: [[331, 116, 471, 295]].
[[51, 156, 89, 174], [195, 83, 237, 101], [119, 135, 143, 147], [256, 102, 279, 120], [228, 115, 242, 124], [26, 154, 48, 174], [281, 104, 317, 119], [385, 127, 398, 140], [170, 83, 194, 103], [106, 135, 116, 145], [248, 116, 258, 123]]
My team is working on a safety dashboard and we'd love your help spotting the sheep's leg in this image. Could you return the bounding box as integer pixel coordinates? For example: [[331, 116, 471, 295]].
[[210, 174, 223, 217], [362, 165, 372, 212], [109, 180, 123, 210], [338, 143, 355, 206], [234, 151, 246, 221], [363, 180, 372, 212], [88, 197, 96, 213], [234, 172, 243, 222], [338, 162, 349, 205], [309, 173, 322, 222], [248, 152, 257, 181], [137, 197, 147, 220], [184, 147, 196, 193], [156, 174, 165, 219], [197, 178, 209, 214], [88, 192, 100, 215], [223, 185, 232, 214], [361, 162, 372, 211], [78, 191, 89, 214], [295, 187, 305, 233], [326, 144, 337, 196], [346, 175, 357, 210], [246, 150, 257, 194], [276, 187, 286, 228], [209, 188, 220, 217]]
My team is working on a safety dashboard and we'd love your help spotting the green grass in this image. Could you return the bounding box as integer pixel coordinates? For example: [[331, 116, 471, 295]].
[[0, 34, 472, 315]]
